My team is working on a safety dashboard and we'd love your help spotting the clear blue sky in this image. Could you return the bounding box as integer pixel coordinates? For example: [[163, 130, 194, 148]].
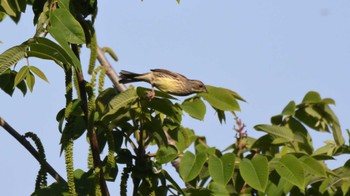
[[1, 1, 350, 195]]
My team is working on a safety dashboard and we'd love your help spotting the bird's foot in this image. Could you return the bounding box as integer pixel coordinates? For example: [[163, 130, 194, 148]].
[[146, 90, 155, 100]]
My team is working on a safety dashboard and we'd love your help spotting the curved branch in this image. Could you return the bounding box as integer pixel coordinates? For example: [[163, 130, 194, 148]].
[[0, 116, 67, 184]]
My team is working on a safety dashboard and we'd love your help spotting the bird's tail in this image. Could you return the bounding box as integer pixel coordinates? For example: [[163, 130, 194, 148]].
[[119, 70, 143, 84]]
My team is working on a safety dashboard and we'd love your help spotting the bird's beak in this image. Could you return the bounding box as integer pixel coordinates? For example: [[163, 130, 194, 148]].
[[202, 86, 208, 93]]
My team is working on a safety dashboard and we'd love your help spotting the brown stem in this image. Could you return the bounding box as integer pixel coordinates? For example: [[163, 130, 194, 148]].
[[0, 116, 66, 184], [97, 47, 126, 92], [71, 44, 110, 196]]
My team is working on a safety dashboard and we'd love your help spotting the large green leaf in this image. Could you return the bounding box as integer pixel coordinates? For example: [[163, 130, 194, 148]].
[[179, 151, 207, 182], [48, 1, 82, 72], [49, 0, 85, 44], [101, 87, 138, 121], [200, 85, 244, 112], [254, 124, 302, 143], [0, 43, 27, 74], [299, 156, 326, 177], [181, 97, 206, 120], [208, 153, 234, 185], [275, 154, 305, 190], [27, 37, 74, 69], [239, 155, 269, 192]]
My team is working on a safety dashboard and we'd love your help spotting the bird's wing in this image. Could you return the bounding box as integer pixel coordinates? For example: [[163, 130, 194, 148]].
[[150, 69, 188, 80]]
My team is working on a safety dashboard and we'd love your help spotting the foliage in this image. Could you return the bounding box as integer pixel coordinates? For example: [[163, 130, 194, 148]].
[[1, 0, 350, 195]]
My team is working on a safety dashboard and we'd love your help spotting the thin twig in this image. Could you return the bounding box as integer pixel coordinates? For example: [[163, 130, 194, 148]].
[[0, 116, 67, 184]]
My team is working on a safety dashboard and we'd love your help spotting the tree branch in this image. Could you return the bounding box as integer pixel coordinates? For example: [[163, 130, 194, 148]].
[[0, 116, 67, 184], [97, 47, 126, 92], [71, 44, 110, 196]]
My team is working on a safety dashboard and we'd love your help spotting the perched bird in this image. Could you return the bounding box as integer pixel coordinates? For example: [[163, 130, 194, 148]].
[[119, 69, 208, 97]]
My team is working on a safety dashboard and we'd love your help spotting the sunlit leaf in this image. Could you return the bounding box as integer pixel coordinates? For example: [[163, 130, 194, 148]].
[[49, 0, 85, 44], [0, 43, 27, 75], [181, 97, 206, 120], [239, 155, 269, 192], [14, 65, 29, 86], [200, 85, 244, 112], [299, 156, 327, 177], [25, 71, 35, 92], [209, 153, 234, 185], [275, 154, 305, 190], [29, 66, 49, 83], [282, 101, 296, 116]]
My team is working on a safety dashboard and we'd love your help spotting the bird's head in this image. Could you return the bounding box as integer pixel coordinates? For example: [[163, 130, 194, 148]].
[[190, 80, 208, 93]]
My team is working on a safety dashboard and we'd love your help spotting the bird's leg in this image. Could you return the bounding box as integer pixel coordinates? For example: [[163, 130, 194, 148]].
[[146, 85, 155, 100]]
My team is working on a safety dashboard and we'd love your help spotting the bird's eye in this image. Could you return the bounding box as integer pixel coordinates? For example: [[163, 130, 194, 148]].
[[199, 84, 203, 88]]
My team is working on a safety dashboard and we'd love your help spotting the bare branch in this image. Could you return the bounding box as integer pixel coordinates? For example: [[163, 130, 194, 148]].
[[0, 116, 67, 184], [97, 47, 126, 93]]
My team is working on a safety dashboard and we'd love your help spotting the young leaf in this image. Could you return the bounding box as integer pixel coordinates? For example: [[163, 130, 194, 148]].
[[181, 97, 206, 120], [239, 155, 269, 192], [179, 151, 207, 182], [29, 66, 49, 83], [14, 65, 30, 86], [275, 154, 305, 190], [26, 71, 35, 92]]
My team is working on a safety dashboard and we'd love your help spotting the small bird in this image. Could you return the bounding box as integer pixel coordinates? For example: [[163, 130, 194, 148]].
[[119, 69, 208, 97]]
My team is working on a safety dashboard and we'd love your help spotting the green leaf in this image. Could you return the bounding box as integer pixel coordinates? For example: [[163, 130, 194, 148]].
[[48, 23, 82, 72], [168, 126, 196, 152], [101, 87, 138, 121], [160, 170, 185, 195], [49, 0, 85, 44], [200, 85, 244, 112], [301, 91, 322, 104], [208, 182, 230, 195], [275, 154, 305, 190], [299, 156, 326, 177], [282, 101, 296, 116], [181, 97, 206, 120], [0, 43, 27, 75], [179, 151, 207, 182], [254, 124, 302, 143], [239, 155, 269, 192], [27, 37, 74, 69], [208, 153, 234, 185], [29, 66, 49, 82], [26, 71, 35, 92], [14, 65, 29, 86], [156, 145, 178, 164]]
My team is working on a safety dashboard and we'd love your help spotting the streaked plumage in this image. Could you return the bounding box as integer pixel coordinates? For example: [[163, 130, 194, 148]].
[[119, 69, 208, 96]]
